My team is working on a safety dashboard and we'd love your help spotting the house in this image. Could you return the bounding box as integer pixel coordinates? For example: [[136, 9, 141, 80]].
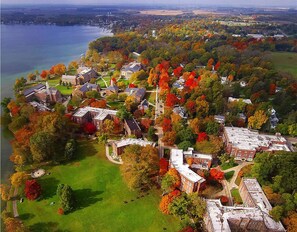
[[77, 67, 97, 84], [124, 118, 142, 138], [172, 78, 185, 90], [23, 84, 46, 102], [240, 81, 247, 87], [173, 106, 187, 119], [204, 178, 285, 232], [72, 107, 117, 129], [269, 108, 279, 129], [34, 82, 62, 104], [120, 62, 142, 79], [170, 148, 206, 194], [214, 115, 225, 124], [228, 97, 252, 105], [138, 99, 149, 111], [124, 88, 146, 103], [105, 85, 119, 96], [111, 138, 155, 156], [220, 76, 228, 85], [72, 83, 100, 98], [223, 126, 290, 161]]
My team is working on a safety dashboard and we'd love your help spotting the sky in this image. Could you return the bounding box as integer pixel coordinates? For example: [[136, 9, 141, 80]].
[[1, 0, 297, 7]]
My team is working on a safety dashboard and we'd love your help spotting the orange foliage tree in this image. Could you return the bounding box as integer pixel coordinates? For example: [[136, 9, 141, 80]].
[[165, 93, 179, 108], [209, 169, 224, 181], [162, 118, 172, 132], [159, 158, 169, 176], [162, 131, 176, 146], [159, 189, 181, 214]]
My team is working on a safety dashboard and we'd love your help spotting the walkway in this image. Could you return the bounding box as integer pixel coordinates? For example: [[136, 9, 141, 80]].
[[12, 187, 19, 217], [105, 144, 123, 164]]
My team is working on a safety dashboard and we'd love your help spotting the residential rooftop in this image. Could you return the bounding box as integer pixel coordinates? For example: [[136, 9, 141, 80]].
[[170, 148, 205, 183], [23, 83, 45, 97], [124, 118, 141, 131]]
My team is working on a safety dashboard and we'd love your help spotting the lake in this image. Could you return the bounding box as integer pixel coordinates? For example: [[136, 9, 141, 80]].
[[1, 24, 112, 182]]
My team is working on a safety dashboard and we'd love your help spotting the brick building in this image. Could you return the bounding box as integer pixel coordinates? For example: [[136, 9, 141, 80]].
[[170, 148, 209, 194], [223, 127, 290, 161], [124, 118, 142, 138], [111, 138, 155, 156]]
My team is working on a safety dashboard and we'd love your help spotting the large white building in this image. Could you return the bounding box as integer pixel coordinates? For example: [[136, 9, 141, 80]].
[[223, 127, 290, 161], [204, 178, 285, 232]]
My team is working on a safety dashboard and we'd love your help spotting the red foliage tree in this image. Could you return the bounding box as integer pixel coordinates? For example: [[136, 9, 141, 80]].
[[165, 93, 179, 108], [162, 118, 172, 132], [57, 208, 64, 215], [173, 66, 183, 77], [186, 100, 196, 114], [25, 180, 41, 200], [179, 226, 195, 232], [83, 122, 97, 134], [197, 132, 208, 142], [185, 76, 198, 90], [90, 99, 107, 108], [159, 158, 169, 176], [140, 118, 152, 132], [209, 169, 224, 181], [129, 83, 137, 88], [219, 195, 229, 205], [40, 70, 49, 80], [159, 70, 170, 91], [269, 83, 276, 95], [214, 61, 221, 71]]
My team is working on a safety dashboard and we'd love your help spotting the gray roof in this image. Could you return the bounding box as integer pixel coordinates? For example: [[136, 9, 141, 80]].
[[23, 84, 46, 96], [79, 83, 98, 93], [124, 88, 146, 99], [121, 62, 141, 73]]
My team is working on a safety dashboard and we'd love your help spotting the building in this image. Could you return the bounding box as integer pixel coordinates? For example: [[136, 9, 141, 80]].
[[228, 97, 252, 105], [72, 83, 100, 98], [34, 82, 62, 104], [120, 62, 142, 79], [138, 99, 149, 111], [112, 138, 155, 156], [204, 178, 285, 232], [183, 148, 213, 170], [23, 84, 46, 102], [124, 118, 142, 138], [61, 68, 97, 86], [29, 101, 51, 112], [170, 148, 206, 194], [173, 106, 187, 119], [61, 75, 78, 85], [124, 88, 146, 103], [223, 127, 290, 161], [214, 115, 225, 124], [72, 107, 117, 129], [172, 78, 185, 90]]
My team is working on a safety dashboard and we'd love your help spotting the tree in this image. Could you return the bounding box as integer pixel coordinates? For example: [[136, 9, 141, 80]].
[[116, 106, 132, 120], [125, 95, 137, 112], [197, 132, 208, 142], [1, 97, 11, 113], [162, 131, 176, 146], [187, 192, 206, 221], [178, 141, 193, 151], [147, 126, 158, 142], [284, 211, 297, 232], [101, 119, 115, 135], [248, 110, 268, 129], [85, 91, 100, 99], [165, 93, 179, 108], [10, 172, 28, 187], [162, 118, 172, 132], [83, 122, 97, 134], [40, 70, 49, 80], [169, 193, 190, 219], [120, 145, 159, 191], [57, 184, 75, 213], [270, 206, 284, 222], [4, 217, 27, 232], [30, 132, 56, 162], [64, 139, 76, 160], [0, 184, 11, 201], [25, 180, 41, 200], [159, 158, 169, 176], [27, 73, 36, 82], [54, 103, 66, 115], [159, 190, 181, 214], [209, 169, 224, 181]]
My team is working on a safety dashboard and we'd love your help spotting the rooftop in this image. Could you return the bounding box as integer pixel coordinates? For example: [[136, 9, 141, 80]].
[[124, 118, 141, 131], [206, 200, 285, 232], [23, 84, 45, 97], [170, 148, 205, 183], [79, 83, 99, 92], [113, 138, 154, 148], [224, 127, 290, 152], [73, 107, 117, 119], [228, 97, 252, 105], [124, 88, 146, 99], [121, 62, 141, 73]]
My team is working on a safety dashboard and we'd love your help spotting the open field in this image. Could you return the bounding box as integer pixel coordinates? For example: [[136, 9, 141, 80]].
[[18, 140, 179, 232], [192, 10, 227, 15], [139, 10, 184, 16], [269, 52, 297, 78]]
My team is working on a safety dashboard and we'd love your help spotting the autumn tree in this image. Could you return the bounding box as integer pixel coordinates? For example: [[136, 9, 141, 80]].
[[161, 168, 181, 193], [248, 110, 268, 129], [159, 158, 169, 176], [162, 118, 172, 132], [25, 179, 41, 200], [90, 99, 107, 108], [4, 217, 27, 232], [0, 184, 11, 201], [83, 122, 97, 134], [30, 132, 57, 162], [120, 145, 159, 191], [40, 70, 49, 80], [101, 119, 115, 135], [10, 172, 28, 187], [162, 131, 177, 146], [284, 211, 297, 232], [209, 169, 224, 181], [64, 139, 76, 160], [159, 189, 181, 214]]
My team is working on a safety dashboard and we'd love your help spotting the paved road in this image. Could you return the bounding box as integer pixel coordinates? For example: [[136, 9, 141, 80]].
[[155, 126, 164, 158]]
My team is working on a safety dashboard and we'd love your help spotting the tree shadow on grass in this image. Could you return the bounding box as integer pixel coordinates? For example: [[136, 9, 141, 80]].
[[37, 177, 60, 200], [73, 189, 103, 211], [29, 222, 70, 232], [19, 213, 35, 220]]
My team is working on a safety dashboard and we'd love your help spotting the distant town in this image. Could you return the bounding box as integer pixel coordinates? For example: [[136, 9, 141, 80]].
[[1, 5, 297, 232]]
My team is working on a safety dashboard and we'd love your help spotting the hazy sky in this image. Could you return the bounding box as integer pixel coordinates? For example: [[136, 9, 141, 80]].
[[2, 0, 297, 7]]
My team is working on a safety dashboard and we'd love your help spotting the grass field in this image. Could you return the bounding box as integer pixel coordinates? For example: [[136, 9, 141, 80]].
[[269, 52, 297, 78], [224, 171, 235, 182], [231, 188, 243, 204], [18, 140, 179, 232], [220, 162, 238, 170]]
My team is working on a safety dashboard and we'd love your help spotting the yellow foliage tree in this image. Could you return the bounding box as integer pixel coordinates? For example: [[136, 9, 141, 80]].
[[248, 110, 268, 129], [10, 172, 28, 187], [0, 184, 11, 201]]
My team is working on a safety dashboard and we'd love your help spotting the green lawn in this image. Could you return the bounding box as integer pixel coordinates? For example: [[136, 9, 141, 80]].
[[224, 171, 235, 182], [231, 188, 243, 204], [18, 140, 179, 232], [220, 162, 238, 170], [107, 101, 124, 110], [269, 52, 297, 78]]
